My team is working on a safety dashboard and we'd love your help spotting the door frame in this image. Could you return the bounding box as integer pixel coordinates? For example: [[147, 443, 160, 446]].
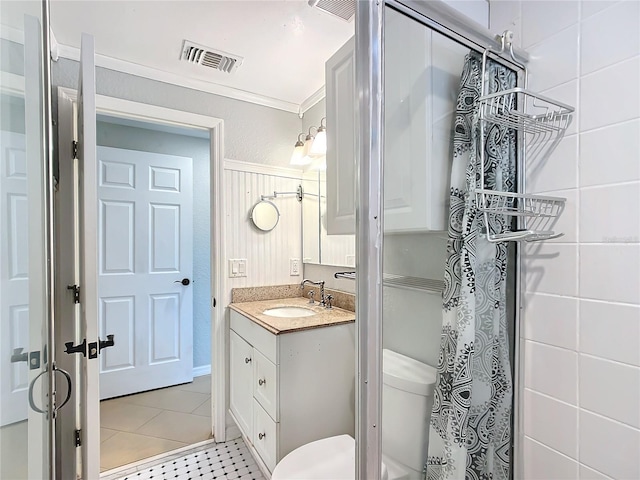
[[55, 87, 227, 473]]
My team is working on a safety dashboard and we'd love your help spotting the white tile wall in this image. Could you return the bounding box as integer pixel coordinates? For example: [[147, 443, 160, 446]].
[[579, 465, 614, 480], [523, 293, 578, 349], [523, 437, 579, 479], [579, 355, 640, 428], [579, 119, 640, 187], [524, 244, 578, 296], [580, 301, 640, 366], [580, 0, 621, 20], [579, 410, 640, 480], [523, 389, 578, 457], [490, 1, 640, 478], [527, 24, 579, 93], [580, 183, 640, 243], [580, 0, 640, 75], [580, 245, 640, 304], [580, 56, 640, 132], [524, 341, 578, 404], [520, 1, 579, 48], [223, 163, 302, 303]]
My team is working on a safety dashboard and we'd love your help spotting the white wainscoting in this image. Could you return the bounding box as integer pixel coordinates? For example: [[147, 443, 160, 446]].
[[223, 160, 303, 293]]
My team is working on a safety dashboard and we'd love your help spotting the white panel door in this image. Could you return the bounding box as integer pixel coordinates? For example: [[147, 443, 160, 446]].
[[0, 131, 29, 427], [97, 146, 193, 399]]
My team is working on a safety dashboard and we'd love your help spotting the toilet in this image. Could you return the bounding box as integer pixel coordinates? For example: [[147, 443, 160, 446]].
[[271, 349, 437, 480]]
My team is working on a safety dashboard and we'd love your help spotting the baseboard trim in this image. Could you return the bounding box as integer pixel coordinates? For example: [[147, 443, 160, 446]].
[[193, 364, 211, 377]]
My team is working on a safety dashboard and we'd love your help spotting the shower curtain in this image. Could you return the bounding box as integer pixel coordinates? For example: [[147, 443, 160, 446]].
[[425, 52, 516, 480]]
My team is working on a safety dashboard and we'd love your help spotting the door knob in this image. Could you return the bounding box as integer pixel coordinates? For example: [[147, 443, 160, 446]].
[[174, 278, 190, 286], [11, 348, 28, 363], [99, 334, 115, 352]]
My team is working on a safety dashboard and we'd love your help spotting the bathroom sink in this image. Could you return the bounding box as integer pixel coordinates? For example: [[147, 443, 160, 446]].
[[263, 306, 316, 318]]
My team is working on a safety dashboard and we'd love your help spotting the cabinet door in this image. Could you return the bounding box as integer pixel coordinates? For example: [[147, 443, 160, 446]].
[[253, 349, 278, 421], [384, 9, 461, 232], [253, 399, 278, 472], [326, 37, 356, 235], [230, 330, 254, 438]]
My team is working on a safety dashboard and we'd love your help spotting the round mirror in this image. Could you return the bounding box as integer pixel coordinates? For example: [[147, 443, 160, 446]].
[[251, 200, 280, 231]]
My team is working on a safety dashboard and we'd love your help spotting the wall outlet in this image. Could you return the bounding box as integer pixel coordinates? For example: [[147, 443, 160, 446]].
[[345, 254, 356, 267], [290, 258, 300, 276], [228, 259, 247, 278]]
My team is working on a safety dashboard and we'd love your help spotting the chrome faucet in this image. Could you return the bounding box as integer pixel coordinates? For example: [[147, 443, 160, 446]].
[[300, 279, 326, 306]]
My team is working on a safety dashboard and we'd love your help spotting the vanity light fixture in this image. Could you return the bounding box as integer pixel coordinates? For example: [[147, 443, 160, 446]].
[[309, 117, 327, 156], [290, 133, 310, 166], [290, 120, 328, 167]]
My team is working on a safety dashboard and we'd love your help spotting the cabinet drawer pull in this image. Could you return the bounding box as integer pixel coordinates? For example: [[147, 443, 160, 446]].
[[258, 432, 266, 440], [258, 378, 266, 386], [245, 357, 251, 364]]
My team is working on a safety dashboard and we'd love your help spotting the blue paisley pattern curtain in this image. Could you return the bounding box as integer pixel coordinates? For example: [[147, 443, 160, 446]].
[[425, 52, 516, 480]]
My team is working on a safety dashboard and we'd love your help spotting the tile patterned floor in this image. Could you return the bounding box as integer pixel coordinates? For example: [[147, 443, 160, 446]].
[[114, 438, 265, 480], [101, 375, 213, 472]]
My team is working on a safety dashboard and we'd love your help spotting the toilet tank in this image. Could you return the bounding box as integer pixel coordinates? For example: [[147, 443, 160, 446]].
[[382, 349, 437, 473]]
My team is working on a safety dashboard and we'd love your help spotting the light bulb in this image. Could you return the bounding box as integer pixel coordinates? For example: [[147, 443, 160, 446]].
[[302, 134, 314, 157], [310, 130, 326, 156], [290, 133, 312, 166], [290, 144, 306, 165], [309, 118, 327, 157]]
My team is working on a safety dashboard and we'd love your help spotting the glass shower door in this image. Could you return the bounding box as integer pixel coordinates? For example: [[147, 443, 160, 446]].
[[358, 3, 522, 479], [0, 2, 54, 478], [380, 7, 470, 479]]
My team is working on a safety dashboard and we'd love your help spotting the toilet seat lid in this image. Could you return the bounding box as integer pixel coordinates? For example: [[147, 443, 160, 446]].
[[271, 435, 388, 480], [383, 349, 437, 396]]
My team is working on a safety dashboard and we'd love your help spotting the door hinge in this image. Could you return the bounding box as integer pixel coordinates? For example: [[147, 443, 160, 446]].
[[75, 429, 82, 447], [72, 140, 78, 160], [67, 284, 80, 304]]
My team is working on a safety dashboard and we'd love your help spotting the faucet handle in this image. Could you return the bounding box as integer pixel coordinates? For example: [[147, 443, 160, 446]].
[[308, 290, 315, 304], [325, 294, 333, 309]]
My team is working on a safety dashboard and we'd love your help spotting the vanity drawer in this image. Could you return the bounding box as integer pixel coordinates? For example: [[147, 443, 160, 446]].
[[230, 310, 277, 364], [253, 349, 278, 420], [253, 399, 278, 472]]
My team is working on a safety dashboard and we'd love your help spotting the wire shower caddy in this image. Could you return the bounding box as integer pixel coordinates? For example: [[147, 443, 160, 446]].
[[476, 31, 575, 242]]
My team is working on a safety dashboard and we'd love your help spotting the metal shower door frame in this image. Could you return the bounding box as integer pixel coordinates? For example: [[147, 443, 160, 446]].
[[354, 1, 528, 479]]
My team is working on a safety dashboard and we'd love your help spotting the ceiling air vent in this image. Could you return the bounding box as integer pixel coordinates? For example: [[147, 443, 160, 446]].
[[309, 0, 355, 22], [181, 40, 243, 74]]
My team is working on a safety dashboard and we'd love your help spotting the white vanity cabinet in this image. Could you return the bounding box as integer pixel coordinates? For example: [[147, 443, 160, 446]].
[[325, 10, 459, 234], [229, 309, 355, 474]]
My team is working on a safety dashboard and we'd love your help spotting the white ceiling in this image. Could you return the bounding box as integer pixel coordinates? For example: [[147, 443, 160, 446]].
[[50, 0, 355, 107]]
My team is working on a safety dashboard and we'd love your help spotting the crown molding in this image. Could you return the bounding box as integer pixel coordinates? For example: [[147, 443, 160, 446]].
[[299, 86, 326, 116], [56, 43, 301, 114]]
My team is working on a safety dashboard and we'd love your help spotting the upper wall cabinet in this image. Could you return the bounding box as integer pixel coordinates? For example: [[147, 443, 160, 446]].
[[326, 11, 465, 234], [326, 37, 356, 235]]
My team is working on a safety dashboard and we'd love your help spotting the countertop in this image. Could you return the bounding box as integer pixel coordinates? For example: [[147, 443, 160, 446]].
[[229, 296, 355, 335]]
